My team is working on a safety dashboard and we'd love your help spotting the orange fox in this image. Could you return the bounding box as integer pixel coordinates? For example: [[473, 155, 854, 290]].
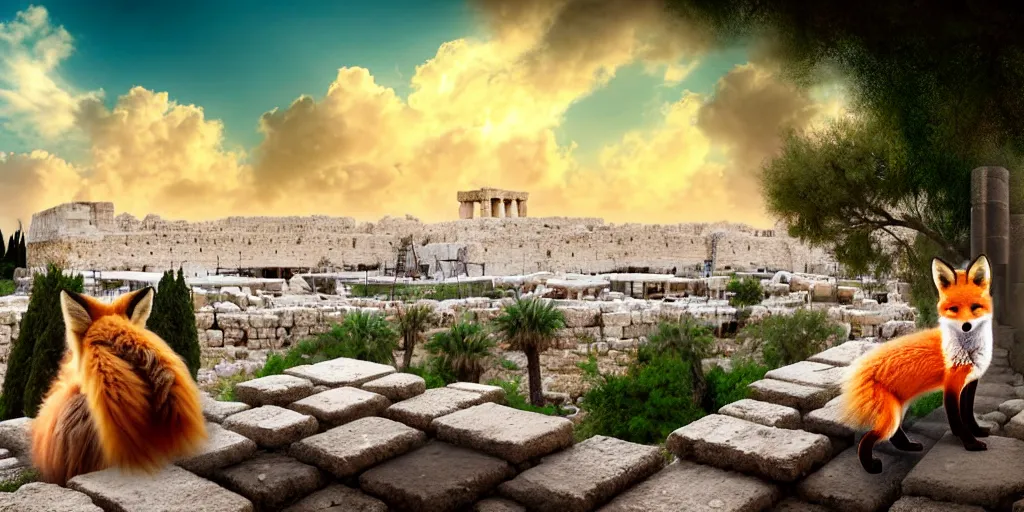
[[839, 255, 994, 474], [30, 287, 207, 485]]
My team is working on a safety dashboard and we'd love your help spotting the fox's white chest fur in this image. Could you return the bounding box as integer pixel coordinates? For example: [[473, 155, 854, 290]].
[[939, 314, 994, 382]]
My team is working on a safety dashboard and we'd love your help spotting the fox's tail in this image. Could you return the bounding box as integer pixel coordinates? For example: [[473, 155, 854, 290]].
[[837, 356, 902, 439]]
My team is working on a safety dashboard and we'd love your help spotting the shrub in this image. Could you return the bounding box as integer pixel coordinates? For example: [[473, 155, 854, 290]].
[[0, 264, 85, 419], [405, 363, 451, 389], [737, 309, 846, 369], [424, 320, 495, 383], [575, 354, 707, 445], [727, 277, 765, 307], [148, 269, 202, 380], [643, 318, 716, 411], [0, 279, 14, 297], [492, 298, 566, 406], [395, 304, 437, 370], [487, 376, 564, 416], [706, 357, 771, 411], [498, 357, 520, 371]]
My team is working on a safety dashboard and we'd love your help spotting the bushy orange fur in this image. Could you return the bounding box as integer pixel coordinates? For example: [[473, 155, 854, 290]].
[[30, 287, 207, 485]]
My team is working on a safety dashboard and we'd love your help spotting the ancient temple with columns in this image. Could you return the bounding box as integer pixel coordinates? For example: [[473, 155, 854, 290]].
[[457, 188, 529, 219]]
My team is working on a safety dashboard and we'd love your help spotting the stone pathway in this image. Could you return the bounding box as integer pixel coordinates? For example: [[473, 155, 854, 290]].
[[1, 327, 1023, 511]]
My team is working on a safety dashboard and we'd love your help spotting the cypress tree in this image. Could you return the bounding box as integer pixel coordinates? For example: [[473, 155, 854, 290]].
[[15, 230, 26, 269], [0, 264, 85, 419], [174, 268, 201, 379], [147, 270, 175, 340], [0, 227, 5, 261], [148, 269, 200, 380]]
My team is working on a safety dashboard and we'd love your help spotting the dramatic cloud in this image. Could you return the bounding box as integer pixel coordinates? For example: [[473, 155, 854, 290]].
[[0, 2, 849, 236]]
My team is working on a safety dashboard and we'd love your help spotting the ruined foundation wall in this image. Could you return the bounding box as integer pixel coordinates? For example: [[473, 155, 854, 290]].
[[27, 202, 837, 275]]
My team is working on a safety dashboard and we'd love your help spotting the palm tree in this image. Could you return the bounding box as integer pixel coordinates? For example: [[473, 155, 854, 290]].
[[646, 318, 716, 411], [396, 303, 437, 370], [332, 309, 399, 365], [492, 297, 566, 406], [424, 320, 495, 383]]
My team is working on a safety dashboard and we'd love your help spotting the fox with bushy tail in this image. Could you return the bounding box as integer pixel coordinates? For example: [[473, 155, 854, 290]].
[[838, 255, 994, 474], [30, 287, 207, 485]]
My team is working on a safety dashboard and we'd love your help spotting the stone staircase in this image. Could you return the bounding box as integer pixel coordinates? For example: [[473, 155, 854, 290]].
[[0, 327, 1022, 511]]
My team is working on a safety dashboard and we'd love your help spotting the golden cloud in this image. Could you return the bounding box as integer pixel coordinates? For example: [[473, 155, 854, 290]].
[[0, 2, 847, 236]]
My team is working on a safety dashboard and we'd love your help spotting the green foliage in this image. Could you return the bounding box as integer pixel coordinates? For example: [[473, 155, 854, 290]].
[[908, 391, 943, 418], [404, 363, 451, 389], [726, 277, 764, 307], [738, 309, 846, 369], [576, 354, 707, 445], [706, 357, 771, 411], [493, 298, 566, 406], [576, 353, 600, 381], [0, 280, 14, 297], [148, 269, 202, 380], [396, 303, 437, 370], [487, 376, 564, 416], [0, 222, 27, 280], [211, 373, 250, 402], [424, 320, 495, 383], [498, 357, 520, 371], [0, 264, 85, 419], [643, 318, 717, 410], [349, 281, 493, 301], [0, 468, 39, 492]]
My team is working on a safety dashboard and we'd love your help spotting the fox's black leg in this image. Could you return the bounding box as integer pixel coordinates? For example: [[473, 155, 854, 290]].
[[858, 432, 883, 474], [889, 427, 924, 451], [960, 379, 990, 438], [946, 384, 987, 451]]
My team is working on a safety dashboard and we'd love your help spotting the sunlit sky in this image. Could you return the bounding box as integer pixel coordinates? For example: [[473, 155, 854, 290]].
[[0, 0, 848, 235]]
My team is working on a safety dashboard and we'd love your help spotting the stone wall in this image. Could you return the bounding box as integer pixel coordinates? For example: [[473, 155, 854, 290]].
[[27, 202, 838, 276]]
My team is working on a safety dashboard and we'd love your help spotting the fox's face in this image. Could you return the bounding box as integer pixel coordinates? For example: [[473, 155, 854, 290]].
[[59, 287, 155, 364], [932, 255, 992, 335]]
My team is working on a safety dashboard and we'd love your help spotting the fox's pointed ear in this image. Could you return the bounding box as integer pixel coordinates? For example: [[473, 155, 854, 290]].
[[932, 257, 957, 290], [125, 287, 155, 327], [967, 254, 991, 289], [60, 290, 94, 337]]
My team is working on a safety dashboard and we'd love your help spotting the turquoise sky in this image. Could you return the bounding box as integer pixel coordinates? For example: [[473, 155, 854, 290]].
[[0, 0, 748, 162]]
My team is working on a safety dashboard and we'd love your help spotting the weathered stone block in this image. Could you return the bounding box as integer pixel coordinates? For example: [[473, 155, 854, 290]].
[[284, 358, 395, 387], [0, 482, 102, 511], [289, 416, 427, 478], [767, 498, 832, 512], [718, 399, 802, 429], [446, 382, 506, 404], [666, 414, 831, 482], [288, 386, 390, 429], [764, 361, 846, 389], [499, 435, 663, 512], [234, 374, 315, 407], [748, 379, 836, 412], [888, 496, 986, 512], [0, 417, 30, 455], [807, 340, 878, 367], [361, 372, 426, 402], [222, 405, 318, 448], [360, 441, 514, 512], [282, 484, 388, 512], [561, 307, 600, 328], [474, 498, 527, 512], [600, 460, 780, 512], [176, 423, 257, 477], [999, 399, 1024, 418], [902, 432, 1024, 509], [205, 329, 224, 347], [433, 402, 574, 464], [215, 452, 323, 511], [201, 395, 252, 423], [67, 465, 253, 512], [384, 387, 487, 432], [802, 404, 855, 438], [601, 311, 631, 327]]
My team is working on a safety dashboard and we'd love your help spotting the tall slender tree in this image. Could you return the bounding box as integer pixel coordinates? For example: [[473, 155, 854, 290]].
[[148, 269, 201, 380], [492, 298, 566, 406]]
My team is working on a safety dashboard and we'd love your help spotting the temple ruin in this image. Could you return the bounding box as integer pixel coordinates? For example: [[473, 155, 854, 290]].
[[457, 188, 529, 219]]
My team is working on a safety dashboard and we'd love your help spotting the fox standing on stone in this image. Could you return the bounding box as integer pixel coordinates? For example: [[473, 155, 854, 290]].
[[839, 255, 994, 474], [30, 287, 207, 485]]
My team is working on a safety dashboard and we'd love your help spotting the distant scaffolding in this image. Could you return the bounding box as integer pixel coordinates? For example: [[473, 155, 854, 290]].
[[457, 188, 529, 219]]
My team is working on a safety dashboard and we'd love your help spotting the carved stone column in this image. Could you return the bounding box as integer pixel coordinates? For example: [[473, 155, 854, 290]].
[[496, 199, 506, 218], [508, 199, 518, 218], [459, 202, 474, 219], [971, 167, 1010, 319], [518, 200, 528, 217], [479, 200, 490, 218]]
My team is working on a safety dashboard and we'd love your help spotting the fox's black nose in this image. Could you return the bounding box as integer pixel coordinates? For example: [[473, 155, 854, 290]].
[[962, 322, 973, 333]]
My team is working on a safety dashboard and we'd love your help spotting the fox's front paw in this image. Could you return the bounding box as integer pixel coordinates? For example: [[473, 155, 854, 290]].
[[963, 439, 988, 451]]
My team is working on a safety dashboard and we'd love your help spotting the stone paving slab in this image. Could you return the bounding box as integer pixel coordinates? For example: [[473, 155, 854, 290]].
[[289, 416, 427, 478], [0, 482, 103, 511], [359, 440, 515, 512], [666, 414, 831, 482], [447, 382, 507, 404], [288, 386, 390, 429], [802, 403, 855, 439], [598, 459, 779, 512], [498, 435, 664, 512], [473, 498, 528, 512], [748, 379, 836, 412], [67, 465, 253, 512], [202, 395, 252, 423], [215, 452, 324, 511], [888, 496, 987, 511], [717, 399, 802, 429], [234, 374, 316, 407], [433, 402, 575, 464], [282, 484, 388, 512], [384, 387, 489, 432], [796, 436, 933, 512], [807, 340, 879, 367], [764, 361, 846, 389], [767, 498, 831, 512], [284, 358, 395, 387], [902, 432, 1024, 509], [361, 373, 426, 402], [222, 405, 319, 448], [0, 417, 30, 456], [177, 423, 258, 477]]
